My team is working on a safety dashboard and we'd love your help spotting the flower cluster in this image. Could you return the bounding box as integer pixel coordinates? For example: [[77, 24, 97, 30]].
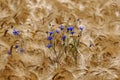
[[7, 29, 24, 55], [46, 24, 85, 64], [47, 31, 54, 48], [46, 25, 84, 48], [14, 45, 24, 53]]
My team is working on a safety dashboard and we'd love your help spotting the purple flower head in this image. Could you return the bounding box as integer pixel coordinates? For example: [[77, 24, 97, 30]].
[[15, 45, 19, 49], [47, 44, 52, 48], [60, 25, 64, 30], [67, 26, 74, 31], [56, 30, 60, 33], [79, 26, 84, 31], [13, 29, 19, 36], [67, 27, 70, 31], [20, 48, 24, 53], [49, 31, 54, 35], [69, 26, 74, 31], [47, 36, 53, 40], [62, 35, 66, 41], [70, 31, 75, 35]]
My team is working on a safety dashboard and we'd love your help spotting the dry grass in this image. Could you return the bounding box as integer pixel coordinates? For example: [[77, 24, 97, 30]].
[[0, 0, 120, 80]]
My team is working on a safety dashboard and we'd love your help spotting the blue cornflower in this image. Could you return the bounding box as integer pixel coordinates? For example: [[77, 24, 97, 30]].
[[47, 36, 53, 40], [13, 29, 19, 36], [69, 26, 74, 31], [49, 31, 54, 35], [15, 45, 19, 49], [67, 26, 74, 31], [47, 44, 52, 48], [70, 32, 75, 35], [20, 48, 24, 53], [56, 30, 60, 33], [60, 25, 64, 30], [62, 35, 66, 41], [79, 26, 84, 31]]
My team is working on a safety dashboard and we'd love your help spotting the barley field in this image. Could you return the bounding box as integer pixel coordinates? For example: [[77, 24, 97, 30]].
[[0, 0, 120, 80]]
